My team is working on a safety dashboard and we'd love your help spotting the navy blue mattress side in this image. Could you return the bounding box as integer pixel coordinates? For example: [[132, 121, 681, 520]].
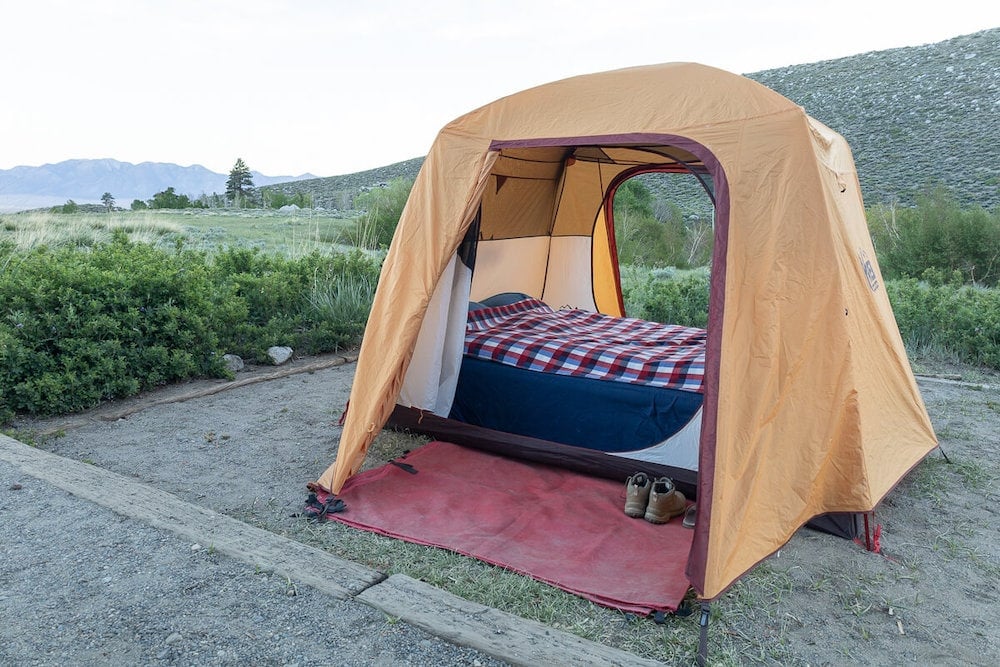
[[449, 356, 704, 452]]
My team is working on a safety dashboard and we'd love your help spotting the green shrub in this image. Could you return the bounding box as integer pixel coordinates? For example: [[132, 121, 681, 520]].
[[620, 265, 711, 328], [886, 278, 1000, 369], [50, 200, 80, 214], [0, 236, 382, 422], [263, 190, 314, 209], [868, 188, 1000, 286], [0, 233, 226, 416], [148, 186, 198, 209], [209, 247, 381, 362], [613, 179, 713, 269], [351, 178, 413, 249]]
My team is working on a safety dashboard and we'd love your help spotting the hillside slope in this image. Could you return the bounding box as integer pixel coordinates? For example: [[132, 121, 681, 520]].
[[270, 28, 998, 214], [750, 28, 998, 210]]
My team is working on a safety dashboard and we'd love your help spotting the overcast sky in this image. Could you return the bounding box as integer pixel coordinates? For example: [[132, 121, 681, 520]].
[[2, 1, 997, 177]]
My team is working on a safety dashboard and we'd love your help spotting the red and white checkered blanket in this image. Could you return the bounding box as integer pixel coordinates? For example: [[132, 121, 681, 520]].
[[465, 298, 705, 392]]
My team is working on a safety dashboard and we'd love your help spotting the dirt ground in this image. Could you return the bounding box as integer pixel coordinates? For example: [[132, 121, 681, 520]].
[[12, 352, 1000, 666]]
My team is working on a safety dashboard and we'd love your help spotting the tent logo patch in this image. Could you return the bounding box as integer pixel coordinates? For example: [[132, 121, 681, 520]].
[[858, 249, 879, 293]]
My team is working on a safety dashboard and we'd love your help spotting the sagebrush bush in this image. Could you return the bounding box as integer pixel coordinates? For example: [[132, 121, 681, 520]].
[[620, 265, 711, 328], [0, 236, 382, 422], [886, 278, 1000, 369], [868, 188, 1000, 286]]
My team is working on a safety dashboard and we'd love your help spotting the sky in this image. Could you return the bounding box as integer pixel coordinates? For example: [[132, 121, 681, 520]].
[[2, 1, 998, 178]]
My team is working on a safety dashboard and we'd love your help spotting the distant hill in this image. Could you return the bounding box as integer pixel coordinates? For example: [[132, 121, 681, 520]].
[[748, 28, 998, 211], [0, 159, 317, 213], [267, 28, 999, 215], [258, 157, 425, 212]]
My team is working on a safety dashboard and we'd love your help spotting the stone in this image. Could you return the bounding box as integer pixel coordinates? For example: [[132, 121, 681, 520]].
[[223, 354, 244, 372], [267, 346, 293, 365]]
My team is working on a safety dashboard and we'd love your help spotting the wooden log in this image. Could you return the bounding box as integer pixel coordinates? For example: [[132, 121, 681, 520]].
[[0, 434, 381, 599], [357, 573, 663, 667]]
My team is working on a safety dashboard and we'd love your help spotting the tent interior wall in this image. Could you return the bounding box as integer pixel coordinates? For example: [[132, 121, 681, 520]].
[[471, 143, 713, 314]]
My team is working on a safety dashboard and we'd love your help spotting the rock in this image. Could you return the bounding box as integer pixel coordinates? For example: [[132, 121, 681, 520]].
[[278, 204, 300, 212], [267, 346, 293, 365], [223, 354, 244, 373], [165, 632, 183, 645]]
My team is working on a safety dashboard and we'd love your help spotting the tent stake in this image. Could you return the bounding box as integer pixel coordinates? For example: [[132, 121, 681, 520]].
[[697, 601, 711, 666]]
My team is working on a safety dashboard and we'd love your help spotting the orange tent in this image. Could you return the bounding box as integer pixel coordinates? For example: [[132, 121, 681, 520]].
[[312, 63, 937, 599]]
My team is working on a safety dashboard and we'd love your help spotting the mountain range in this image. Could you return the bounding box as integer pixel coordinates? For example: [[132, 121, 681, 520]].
[[0, 159, 318, 213], [2, 27, 997, 214]]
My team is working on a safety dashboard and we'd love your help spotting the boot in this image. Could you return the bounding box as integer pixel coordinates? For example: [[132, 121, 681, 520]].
[[624, 472, 652, 518], [644, 477, 686, 524]]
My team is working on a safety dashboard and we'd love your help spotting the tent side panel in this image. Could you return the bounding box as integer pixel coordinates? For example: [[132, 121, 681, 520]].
[[591, 202, 624, 317], [470, 237, 551, 302], [541, 236, 597, 310], [314, 142, 498, 494], [397, 255, 473, 416]]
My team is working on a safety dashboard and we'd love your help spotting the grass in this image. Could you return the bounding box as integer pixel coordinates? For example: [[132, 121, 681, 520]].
[[171, 209, 357, 255], [307, 269, 378, 326], [0, 209, 356, 256], [0, 210, 184, 250]]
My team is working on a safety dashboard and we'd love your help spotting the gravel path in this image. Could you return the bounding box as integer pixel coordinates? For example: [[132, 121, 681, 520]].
[[0, 458, 502, 667]]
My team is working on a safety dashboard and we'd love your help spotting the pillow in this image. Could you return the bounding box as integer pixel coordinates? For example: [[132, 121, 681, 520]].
[[480, 292, 532, 307]]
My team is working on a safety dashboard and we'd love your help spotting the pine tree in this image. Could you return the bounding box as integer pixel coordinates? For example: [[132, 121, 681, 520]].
[[225, 158, 255, 207]]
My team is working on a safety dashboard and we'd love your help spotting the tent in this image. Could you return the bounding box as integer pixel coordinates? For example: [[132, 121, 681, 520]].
[[311, 62, 938, 601]]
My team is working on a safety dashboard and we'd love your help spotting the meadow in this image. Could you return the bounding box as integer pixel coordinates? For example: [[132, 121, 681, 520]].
[[1, 208, 357, 256]]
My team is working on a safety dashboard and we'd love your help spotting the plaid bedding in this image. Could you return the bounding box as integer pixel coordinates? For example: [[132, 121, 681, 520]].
[[465, 298, 706, 393]]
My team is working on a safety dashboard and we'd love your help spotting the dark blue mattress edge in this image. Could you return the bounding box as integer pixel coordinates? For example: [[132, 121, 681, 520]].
[[449, 356, 703, 453]]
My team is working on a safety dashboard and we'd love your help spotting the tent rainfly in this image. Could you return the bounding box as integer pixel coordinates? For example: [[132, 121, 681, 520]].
[[311, 62, 938, 601]]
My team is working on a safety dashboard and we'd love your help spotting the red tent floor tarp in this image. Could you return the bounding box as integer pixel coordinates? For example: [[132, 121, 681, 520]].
[[320, 441, 693, 614]]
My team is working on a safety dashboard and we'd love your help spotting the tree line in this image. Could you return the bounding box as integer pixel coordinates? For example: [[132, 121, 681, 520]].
[[129, 158, 265, 210], [55, 159, 312, 213]]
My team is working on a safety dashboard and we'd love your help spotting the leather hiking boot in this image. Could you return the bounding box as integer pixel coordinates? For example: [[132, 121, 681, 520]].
[[624, 472, 652, 518], [644, 477, 686, 524]]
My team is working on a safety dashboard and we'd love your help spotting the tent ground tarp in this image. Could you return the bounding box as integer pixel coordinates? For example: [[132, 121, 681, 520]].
[[320, 441, 693, 614]]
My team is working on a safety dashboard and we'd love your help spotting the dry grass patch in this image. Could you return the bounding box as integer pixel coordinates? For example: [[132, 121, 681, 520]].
[[0, 211, 184, 250]]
